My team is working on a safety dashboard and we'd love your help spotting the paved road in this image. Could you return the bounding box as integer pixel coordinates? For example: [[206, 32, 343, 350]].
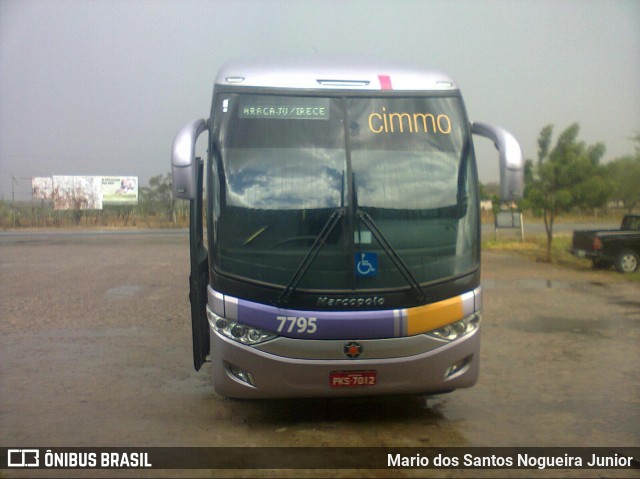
[[1, 231, 638, 478]]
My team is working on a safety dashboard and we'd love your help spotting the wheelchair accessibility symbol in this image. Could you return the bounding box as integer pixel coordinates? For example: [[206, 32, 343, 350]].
[[355, 252, 378, 277]]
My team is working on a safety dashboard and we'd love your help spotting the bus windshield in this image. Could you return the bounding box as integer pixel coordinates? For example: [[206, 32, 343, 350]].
[[211, 93, 479, 293]]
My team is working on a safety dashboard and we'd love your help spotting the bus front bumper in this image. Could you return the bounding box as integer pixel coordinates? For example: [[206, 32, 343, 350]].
[[210, 328, 480, 399]]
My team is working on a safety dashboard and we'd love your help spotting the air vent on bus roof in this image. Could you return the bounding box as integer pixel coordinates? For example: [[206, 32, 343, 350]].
[[316, 79, 371, 87]]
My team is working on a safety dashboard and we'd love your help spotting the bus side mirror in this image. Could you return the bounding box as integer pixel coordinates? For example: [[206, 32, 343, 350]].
[[171, 119, 208, 200], [471, 122, 524, 202]]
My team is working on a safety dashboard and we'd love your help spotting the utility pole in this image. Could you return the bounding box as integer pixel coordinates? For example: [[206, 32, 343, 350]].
[[12, 175, 17, 204]]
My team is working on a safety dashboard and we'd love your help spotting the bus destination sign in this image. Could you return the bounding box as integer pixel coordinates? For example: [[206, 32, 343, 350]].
[[239, 97, 330, 120]]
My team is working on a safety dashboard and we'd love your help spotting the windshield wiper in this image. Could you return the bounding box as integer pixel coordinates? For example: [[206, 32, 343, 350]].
[[277, 208, 345, 305], [357, 210, 426, 303]]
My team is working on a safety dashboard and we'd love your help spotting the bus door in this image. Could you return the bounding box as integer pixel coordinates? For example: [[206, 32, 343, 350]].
[[189, 157, 209, 370], [171, 119, 210, 371]]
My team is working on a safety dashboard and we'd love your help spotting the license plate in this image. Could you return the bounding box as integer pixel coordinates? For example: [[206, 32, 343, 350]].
[[330, 371, 377, 388]]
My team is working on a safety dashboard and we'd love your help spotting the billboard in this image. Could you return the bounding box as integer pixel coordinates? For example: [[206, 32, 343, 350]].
[[52, 176, 102, 210], [101, 176, 138, 205], [32, 177, 54, 200], [32, 176, 138, 210]]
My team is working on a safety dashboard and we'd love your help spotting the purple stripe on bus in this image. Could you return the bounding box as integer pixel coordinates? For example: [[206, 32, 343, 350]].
[[235, 299, 398, 340]]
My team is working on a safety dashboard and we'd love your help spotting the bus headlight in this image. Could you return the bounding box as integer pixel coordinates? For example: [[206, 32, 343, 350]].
[[207, 306, 276, 345], [427, 312, 481, 342]]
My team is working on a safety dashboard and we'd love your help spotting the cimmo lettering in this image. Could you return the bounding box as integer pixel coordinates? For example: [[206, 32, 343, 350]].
[[368, 107, 451, 134]]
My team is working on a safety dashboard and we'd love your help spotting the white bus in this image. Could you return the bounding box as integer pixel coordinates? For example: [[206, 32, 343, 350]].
[[171, 57, 524, 398]]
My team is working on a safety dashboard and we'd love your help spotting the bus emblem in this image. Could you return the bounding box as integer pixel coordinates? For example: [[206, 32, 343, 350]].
[[344, 342, 363, 359]]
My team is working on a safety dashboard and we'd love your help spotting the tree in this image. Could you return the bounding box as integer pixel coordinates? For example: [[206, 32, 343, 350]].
[[139, 173, 176, 221], [526, 123, 607, 261], [632, 131, 640, 156], [606, 157, 640, 213], [479, 182, 500, 200]]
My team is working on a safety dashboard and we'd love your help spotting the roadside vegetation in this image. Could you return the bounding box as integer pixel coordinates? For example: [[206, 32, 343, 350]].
[[0, 173, 189, 229], [483, 125, 639, 263], [483, 232, 640, 282]]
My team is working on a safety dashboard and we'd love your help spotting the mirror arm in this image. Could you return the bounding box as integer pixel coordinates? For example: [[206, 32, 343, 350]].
[[471, 122, 524, 203], [171, 118, 209, 200]]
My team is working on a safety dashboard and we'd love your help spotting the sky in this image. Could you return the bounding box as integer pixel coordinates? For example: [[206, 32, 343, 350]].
[[1, 0, 639, 201]]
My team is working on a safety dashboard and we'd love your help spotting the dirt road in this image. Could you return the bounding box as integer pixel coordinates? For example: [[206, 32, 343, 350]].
[[1, 230, 638, 477]]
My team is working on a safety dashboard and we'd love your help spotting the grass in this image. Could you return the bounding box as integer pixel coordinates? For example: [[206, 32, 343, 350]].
[[483, 233, 640, 282], [0, 201, 189, 229]]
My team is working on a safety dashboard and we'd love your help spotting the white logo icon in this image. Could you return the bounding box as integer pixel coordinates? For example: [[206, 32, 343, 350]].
[[8, 449, 40, 467]]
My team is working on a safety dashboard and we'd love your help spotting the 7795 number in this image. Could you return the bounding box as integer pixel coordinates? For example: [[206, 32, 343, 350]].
[[275, 316, 318, 334]]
